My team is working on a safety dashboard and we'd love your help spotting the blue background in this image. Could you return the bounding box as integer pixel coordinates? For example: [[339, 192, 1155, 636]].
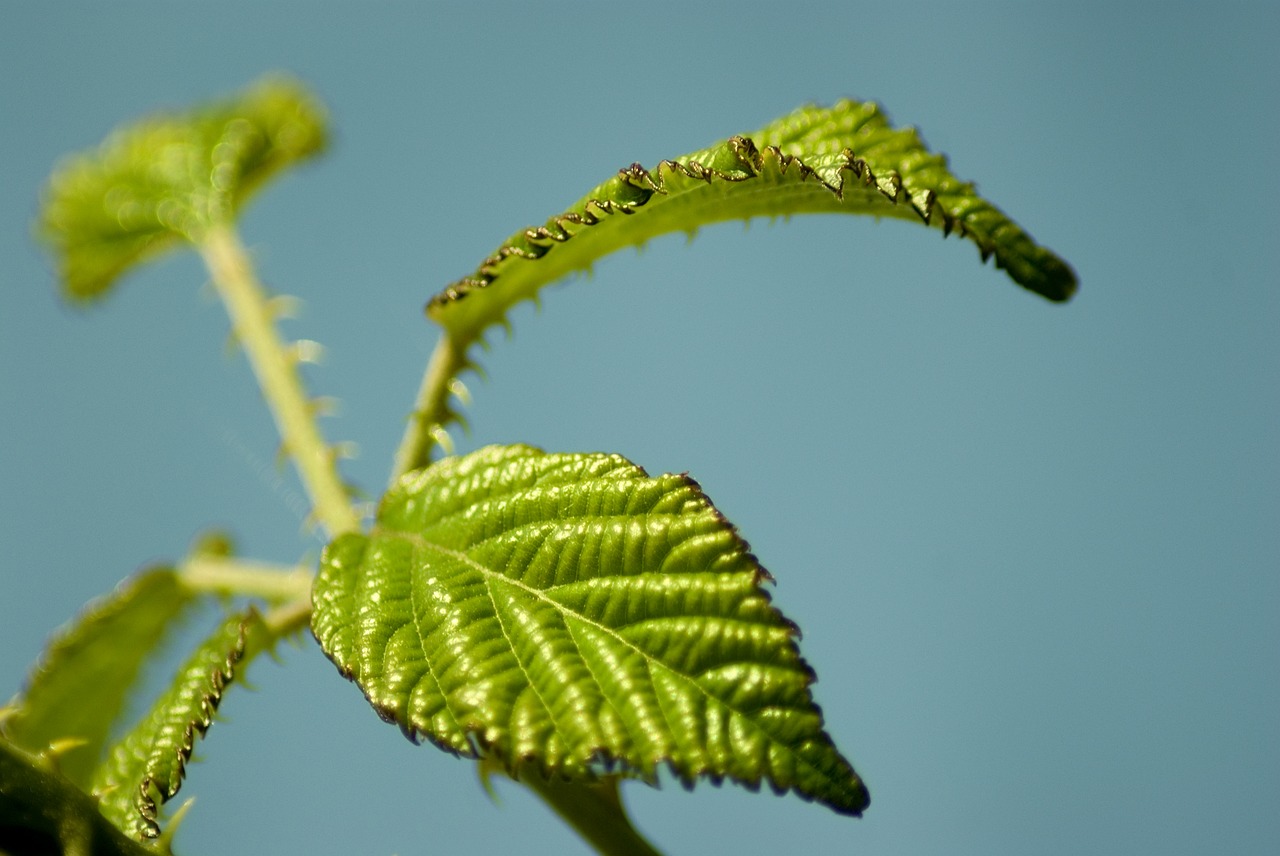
[[3, 3, 1277, 854]]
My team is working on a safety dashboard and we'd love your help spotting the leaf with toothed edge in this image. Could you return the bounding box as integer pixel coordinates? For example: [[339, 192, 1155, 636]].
[[428, 98, 1076, 346], [90, 610, 268, 841], [312, 444, 870, 816], [36, 75, 327, 302], [3, 568, 194, 789]]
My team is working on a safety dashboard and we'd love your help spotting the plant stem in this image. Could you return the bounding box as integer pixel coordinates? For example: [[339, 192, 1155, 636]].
[[520, 773, 663, 856], [261, 596, 314, 638], [389, 330, 468, 484], [197, 223, 359, 537], [181, 556, 312, 603]]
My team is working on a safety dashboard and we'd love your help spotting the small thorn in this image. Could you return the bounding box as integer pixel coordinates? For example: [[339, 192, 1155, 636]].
[[311, 396, 342, 418], [476, 757, 503, 805], [43, 737, 90, 769], [447, 378, 472, 407], [300, 509, 322, 536], [291, 339, 326, 365], [429, 425, 455, 456], [189, 530, 236, 558], [157, 797, 196, 854], [91, 783, 120, 802], [334, 440, 361, 460], [267, 295, 303, 320], [451, 410, 472, 436]]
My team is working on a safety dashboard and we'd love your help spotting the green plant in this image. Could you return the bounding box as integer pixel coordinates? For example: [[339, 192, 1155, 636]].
[[1, 76, 1075, 855]]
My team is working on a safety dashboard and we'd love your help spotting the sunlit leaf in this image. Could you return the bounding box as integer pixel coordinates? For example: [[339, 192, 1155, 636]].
[[36, 75, 327, 301], [0, 738, 153, 856], [428, 99, 1075, 343], [3, 568, 193, 788], [91, 610, 267, 841], [313, 444, 869, 816]]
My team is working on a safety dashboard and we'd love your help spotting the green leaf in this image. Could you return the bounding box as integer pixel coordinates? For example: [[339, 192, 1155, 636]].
[[428, 99, 1076, 343], [312, 444, 869, 816], [36, 75, 327, 301], [91, 610, 267, 841], [3, 568, 193, 788], [0, 738, 154, 856]]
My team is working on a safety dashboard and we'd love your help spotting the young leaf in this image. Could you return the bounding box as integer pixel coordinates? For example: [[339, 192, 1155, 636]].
[[3, 568, 193, 788], [0, 738, 154, 856], [91, 610, 268, 841], [428, 99, 1076, 343], [36, 75, 327, 301], [313, 444, 870, 816]]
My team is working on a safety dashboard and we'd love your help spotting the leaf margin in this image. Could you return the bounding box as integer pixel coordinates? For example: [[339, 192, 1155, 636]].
[[313, 443, 871, 817], [89, 608, 267, 841], [2, 567, 194, 789], [426, 98, 1077, 344]]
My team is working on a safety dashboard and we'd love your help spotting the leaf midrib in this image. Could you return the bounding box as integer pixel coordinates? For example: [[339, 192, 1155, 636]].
[[386, 529, 851, 795]]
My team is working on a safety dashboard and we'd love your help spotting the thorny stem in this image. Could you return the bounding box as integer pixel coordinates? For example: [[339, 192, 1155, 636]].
[[389, 330, 469, 485], [197, 223, 360, 537]]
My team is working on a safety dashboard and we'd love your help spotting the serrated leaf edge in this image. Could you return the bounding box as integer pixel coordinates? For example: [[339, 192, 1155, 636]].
[[91, 610, 260, 841], [317, 446, 869, 815]]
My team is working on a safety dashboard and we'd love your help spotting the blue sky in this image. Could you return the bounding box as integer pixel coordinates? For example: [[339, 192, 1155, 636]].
[[2, 3, 1277, 854]]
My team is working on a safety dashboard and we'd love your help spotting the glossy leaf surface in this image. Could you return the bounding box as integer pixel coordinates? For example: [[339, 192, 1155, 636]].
[[37, 75, 327, 301], [3, 568, 193, 788], [91, 610, 266, 840], [428, 99, 1076, 342], [313, 444, 869, 816]]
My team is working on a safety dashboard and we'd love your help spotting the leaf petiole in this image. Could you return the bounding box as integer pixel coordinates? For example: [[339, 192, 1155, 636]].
[[390, 328, 469, 483], [179, 555, 312, 604]]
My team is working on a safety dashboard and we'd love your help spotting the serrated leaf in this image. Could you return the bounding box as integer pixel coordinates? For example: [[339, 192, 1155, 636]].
[[428, 99, 1075, 342], [312, 444, 869, 816], [0, 738, 154, 856], [36, 75, 327, 301], [3, 568, 193, 788], [91, 610, 267, 841]]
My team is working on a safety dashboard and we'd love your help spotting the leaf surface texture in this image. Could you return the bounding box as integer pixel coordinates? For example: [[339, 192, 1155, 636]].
[[37, 75, 327, 301], [312, 444, 869, 815], [3, 568, 193, 788], [428, 99, 1076, 343], [90, 610, 266, 840]]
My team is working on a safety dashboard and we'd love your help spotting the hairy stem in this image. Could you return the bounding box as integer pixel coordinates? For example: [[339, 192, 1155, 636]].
[[181, 556, 312, 603], [197, 224, 359, 536], [389, 330, 469, 484], [521, 773, 663, 856]]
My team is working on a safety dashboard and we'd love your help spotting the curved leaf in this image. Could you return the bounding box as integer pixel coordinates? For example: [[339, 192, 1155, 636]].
[[427, 99, 1076, 343], [312, 444, 869, 816], [0, 738, 154, 856], [3, 568, 193, 788], [91, 610, 267, 841], [36, 75, 327, 301]]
